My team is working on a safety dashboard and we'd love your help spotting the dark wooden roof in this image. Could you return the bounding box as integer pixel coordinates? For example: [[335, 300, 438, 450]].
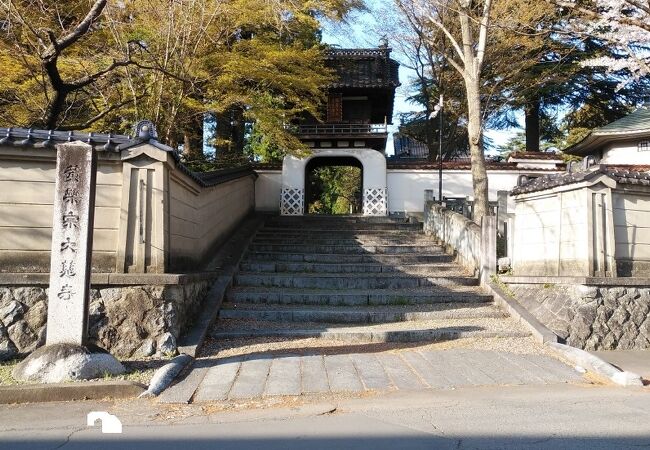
[[511, 165, 650, 195], [325, 47, 400, 89], [509, 151, 563, 161], [0, 127, 255, 187], [393, 134, 430, 159]]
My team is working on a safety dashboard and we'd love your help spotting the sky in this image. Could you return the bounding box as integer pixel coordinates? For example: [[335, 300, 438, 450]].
[[320, 2, 521, 156]]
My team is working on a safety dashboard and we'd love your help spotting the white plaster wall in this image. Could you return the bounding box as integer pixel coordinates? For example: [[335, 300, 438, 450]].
[[513, 194, 561, 276], [613, 191, 650, 261], [282, 148, 387, 192], [602, 140, 650, 165], [386, 170, 555, 214], [512, 189, 590, 276], [255, 170, 282, 212], [558, 189, 589, 274]]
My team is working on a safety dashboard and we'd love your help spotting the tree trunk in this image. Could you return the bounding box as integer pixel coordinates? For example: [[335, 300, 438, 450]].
[[465, 75, 489, 222], [182, 113, 204, 160], [525, 99, 540, 152], [44, 89, 68, 129], [214, 111, 231, 155], [231, 106, 246, 154]]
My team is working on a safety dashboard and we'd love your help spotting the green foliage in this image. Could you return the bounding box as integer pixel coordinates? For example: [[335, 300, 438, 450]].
[[243, 122, 285, 163], [307, 166, 361, 215], [0, 0, 361, 158]]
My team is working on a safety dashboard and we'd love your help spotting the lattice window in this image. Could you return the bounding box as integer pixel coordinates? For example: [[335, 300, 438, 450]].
[[639, 141, 650, 152], [363, 188, 387, 216], [280, 188, 304, 215]]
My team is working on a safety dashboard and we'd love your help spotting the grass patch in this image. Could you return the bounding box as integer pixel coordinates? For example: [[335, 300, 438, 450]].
[[0, 356, 165, 386], [490, 274, 516, 299], [0, 359, 22, 386]]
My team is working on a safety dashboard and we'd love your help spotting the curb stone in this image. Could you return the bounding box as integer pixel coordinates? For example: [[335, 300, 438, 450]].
[[0, 380, 145, 404], [546, 342, 644, 387], [139, 354, 194, 398], [486, 280, 559, 344]]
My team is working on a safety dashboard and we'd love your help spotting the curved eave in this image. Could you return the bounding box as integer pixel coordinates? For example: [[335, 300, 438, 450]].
[[565, 129, 650, 156]]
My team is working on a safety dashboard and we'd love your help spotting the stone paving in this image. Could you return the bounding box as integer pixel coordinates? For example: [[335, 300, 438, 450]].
[[191, 348, 584, 402]]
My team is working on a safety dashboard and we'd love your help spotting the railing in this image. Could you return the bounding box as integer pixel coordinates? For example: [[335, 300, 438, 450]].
[[423, 200, 496, 285], [296, 123, 388, 135]]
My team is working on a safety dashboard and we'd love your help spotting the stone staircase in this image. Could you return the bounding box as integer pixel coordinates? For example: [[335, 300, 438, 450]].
[[212, 215, 530, 344]]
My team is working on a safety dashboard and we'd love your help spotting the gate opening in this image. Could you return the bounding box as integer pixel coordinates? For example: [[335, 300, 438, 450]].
[[305, 156, 363, 215]]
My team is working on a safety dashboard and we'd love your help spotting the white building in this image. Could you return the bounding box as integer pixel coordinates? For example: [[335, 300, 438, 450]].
[[511, 108, 650, 277]]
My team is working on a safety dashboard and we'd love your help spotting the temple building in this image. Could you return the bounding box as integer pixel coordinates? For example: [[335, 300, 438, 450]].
[[296, 46, 400, 153], [272, 45, 564, 216]]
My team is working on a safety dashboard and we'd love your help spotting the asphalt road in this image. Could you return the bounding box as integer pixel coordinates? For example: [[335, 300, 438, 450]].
[[1, 384, 650, 449]]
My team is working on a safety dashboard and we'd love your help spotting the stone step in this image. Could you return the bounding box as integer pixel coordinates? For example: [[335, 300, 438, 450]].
[[234, 272, 478, 289], [264, 216, 411, 225], [247, 243, 443, 254], [211, 318, 530, 343], [255, 229, 423, 236], [239, 262, 465, 275], [262, 223, 422, 231], [219, 303, 506, 323], [251, 236, 436, 245], [243, 252, 454, 264], [225, 287, 492, 306]]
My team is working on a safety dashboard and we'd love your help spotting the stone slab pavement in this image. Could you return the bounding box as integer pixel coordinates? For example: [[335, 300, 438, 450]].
[[186, 348, 585, 402]]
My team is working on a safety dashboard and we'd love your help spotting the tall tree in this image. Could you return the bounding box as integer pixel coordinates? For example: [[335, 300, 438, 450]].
[[0, 0, 362, 163], [395, 0, 494, 221], [0, 0, 140, 129], [552, 0, 650, 80]]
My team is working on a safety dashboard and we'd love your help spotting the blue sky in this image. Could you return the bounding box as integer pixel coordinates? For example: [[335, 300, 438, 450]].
[[320, 4, 520, 155]]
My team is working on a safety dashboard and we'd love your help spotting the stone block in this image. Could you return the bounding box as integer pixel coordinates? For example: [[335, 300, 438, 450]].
[[581, 333, 601, 350], [607, 307, 630, 330], [99, 287, 124, 304], [576, 285, 598, 299], [157, 332, 177, 356], [617, 321, 640, 349], [8, 321, 37, 352], [0, 324, 18, 362], [144, 286, 165, 300], [601, 332, 619, 350], [12, 343, 124, 383], [0, 301, 25, 326], [136, 338, 156, 357], [12, 287, 46, 308], [0, 288, 14, 309], [23, 301, 47, 330], [634, 332, 650, 348]]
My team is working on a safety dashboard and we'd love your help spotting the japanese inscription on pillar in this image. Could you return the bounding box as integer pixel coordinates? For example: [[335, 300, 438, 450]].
[[46, 142, 97, 346]]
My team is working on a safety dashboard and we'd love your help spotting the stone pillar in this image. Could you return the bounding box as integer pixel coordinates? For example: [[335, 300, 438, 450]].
[[424, 189, 434, 202], [506, 214, 515, 259], [45, 142, 96, 346], [497, 190, 508, 235], [480, 216, 497, 285]]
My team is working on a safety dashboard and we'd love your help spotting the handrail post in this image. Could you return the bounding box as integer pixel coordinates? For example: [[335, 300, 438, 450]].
[[480, 216, 497, 286]]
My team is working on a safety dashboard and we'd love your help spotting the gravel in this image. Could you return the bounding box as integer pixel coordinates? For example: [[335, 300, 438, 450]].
[[199, 335, 556, 360], [212, 316, 529, 333]]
